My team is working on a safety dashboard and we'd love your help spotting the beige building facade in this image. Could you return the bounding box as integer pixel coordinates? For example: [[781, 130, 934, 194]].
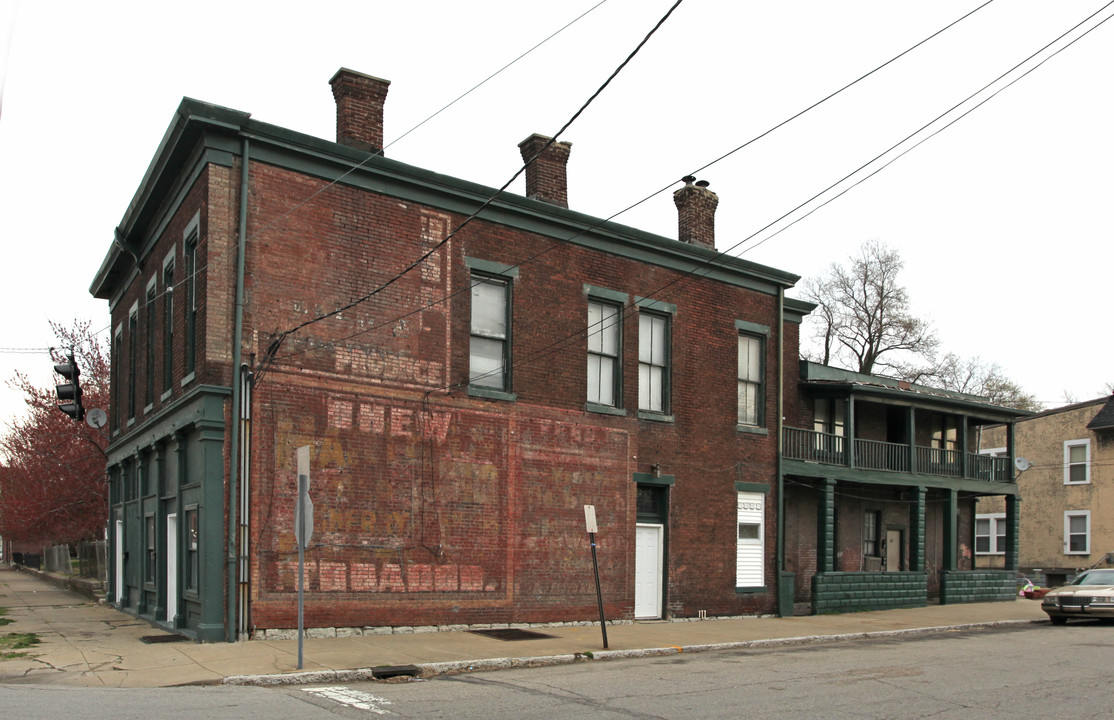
[[977, 396, 1114, 586]]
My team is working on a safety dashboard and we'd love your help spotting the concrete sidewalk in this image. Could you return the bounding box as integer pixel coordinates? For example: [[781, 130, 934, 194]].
[[0, 566, 1048, 688]]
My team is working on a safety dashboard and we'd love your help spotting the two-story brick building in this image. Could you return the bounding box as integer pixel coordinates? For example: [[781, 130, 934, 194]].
[[91, 69, 820, 641]]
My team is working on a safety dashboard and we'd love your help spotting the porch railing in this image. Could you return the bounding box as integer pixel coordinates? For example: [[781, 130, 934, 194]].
[[783, 427, 1012, 483]]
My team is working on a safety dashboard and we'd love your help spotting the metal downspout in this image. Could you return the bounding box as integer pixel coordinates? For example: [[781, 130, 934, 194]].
[[227, 138, 250, 642], [776, 287, 786, 613]]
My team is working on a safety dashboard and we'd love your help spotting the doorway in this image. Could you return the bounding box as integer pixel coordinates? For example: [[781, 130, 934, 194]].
[[884, 529, 904, 572], [635, 523, 663, 619], [114, 519, 124, 607], [166, 513, 178, 624]]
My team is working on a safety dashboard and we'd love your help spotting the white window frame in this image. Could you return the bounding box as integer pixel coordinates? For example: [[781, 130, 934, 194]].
[[737, 333, 763, 427], [735, 491, 765, 588], [1064, 510, 1091, 555], [1064, 439, 1091, 485], [587, 299, 622, 407], [975, 513, 1006, 555]]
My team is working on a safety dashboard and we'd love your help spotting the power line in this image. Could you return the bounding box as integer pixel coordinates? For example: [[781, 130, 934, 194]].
[[256, 0, 686, 384], [271, 0, 998, 370]]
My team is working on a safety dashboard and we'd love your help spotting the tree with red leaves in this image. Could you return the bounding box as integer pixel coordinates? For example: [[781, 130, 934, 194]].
[[0, 321, 110, 547]]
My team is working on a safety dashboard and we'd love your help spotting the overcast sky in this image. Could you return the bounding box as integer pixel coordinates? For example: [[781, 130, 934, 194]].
[[1, 0, 1111, 430]]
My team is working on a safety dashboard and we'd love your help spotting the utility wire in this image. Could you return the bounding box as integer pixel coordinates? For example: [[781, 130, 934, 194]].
[[256, 0, 686, 384], [271, 0, 998, 368]]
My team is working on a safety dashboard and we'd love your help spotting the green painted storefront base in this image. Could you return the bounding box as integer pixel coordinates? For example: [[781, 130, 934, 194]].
[[812, 572, 928, 614], [778, 571, 796, 617], [939, 570, 1017, 604]]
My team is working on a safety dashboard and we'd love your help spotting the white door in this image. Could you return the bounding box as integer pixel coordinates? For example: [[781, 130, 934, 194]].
[[166, 514, 178, 624], [635, 524, 664, 619], [114, 519, 124, 606]]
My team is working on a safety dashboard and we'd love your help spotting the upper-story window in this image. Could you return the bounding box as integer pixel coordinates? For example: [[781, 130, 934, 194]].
[[112, 324, 122, 431], [183, 214, 199, 380], [469, 274, 510, 391], [638, 311, 670, 414], [127, 303, 138, 420], [930, 414, 959, 452], [162, 250, 175, 395], [1064, 439, 1090, 485], [144, 278, 156, 409], [737, 333, 764, 427], [587, 300, 622, 407]]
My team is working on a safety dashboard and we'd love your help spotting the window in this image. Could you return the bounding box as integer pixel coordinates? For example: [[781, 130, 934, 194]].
[[736, 491, 765, 587], [813, 398, 846, 455], [1064, 440, 1090, 485], [127, 304, 138, 420], [1065, 510, 1090, 554], [638, 312, 669, 413], [975, 513, 1006, 555], [737, 333, 763, 426], [184, 220, 199, 378], [112, 325, 122, 431], [587, 300, 621, 407], [469, 274, 510, 390], [863, 510, 880, 557], [162, 253, 175, 394], [930, 414, 959, 451], [145, 514, 157, 585], [185, 508, 199, 591], [144, 279, 156, 408]]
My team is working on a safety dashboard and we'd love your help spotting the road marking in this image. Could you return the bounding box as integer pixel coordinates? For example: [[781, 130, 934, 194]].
[[302, 686, 393, 714]]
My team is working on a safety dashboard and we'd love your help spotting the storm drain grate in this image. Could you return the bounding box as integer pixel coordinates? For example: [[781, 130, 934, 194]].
[[140, 634, 190, 644], [468, 628, 556, 641]]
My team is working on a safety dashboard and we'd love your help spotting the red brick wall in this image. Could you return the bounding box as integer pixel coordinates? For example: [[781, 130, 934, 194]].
[[240, 160, 791, 627]]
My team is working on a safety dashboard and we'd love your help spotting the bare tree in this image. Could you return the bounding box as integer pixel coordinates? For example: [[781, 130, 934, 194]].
[[926, 353, 1041, 412], [802, 240, 937, 377]]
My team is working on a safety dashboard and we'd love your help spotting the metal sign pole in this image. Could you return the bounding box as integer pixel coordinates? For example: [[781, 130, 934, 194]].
[[295, 446, 313, 671], [584, 505, 608, 649]]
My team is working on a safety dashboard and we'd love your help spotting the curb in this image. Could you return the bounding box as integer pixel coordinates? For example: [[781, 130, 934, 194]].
[[222, 618, 1045, 687]]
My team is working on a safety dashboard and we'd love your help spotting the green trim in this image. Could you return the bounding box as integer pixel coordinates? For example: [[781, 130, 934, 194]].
[[637, 411, 675, 423], [783, 297, 815, 324], [105, 385, 231, 462], [583, 284, 629, 304], [735, 586, 768, 594], [585, 402, 626, 417], [465, 256, 520, 277], [734, 482, 770, 494], [635, 296, 677, 314], [781, 458, 1020, 496], [735, 319, 770, 335], [93, 98, 803, 300], [633, 472, 675, 486], [736, 424, 769, 436], [467, 386, 517, 402]]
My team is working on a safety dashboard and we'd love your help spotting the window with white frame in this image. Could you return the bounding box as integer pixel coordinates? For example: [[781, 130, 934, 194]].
[[469, 274, 510, 390], [1064, 510, 1090, 554], [162, 249, 175, 394], [127, 303, 138, 420], [1064, 439, 1091, 485], [736, 491, 765, 587], [737, 333, 763, 426], [587, 300, 621, 407], [184, 220, 199, 378], [975, 513, 1006, 555], [638, 311, 669, 413]]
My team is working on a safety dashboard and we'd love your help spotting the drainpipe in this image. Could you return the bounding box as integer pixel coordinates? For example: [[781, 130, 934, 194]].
[[227, 138, 250, 642], [776, 287, 786, 614]]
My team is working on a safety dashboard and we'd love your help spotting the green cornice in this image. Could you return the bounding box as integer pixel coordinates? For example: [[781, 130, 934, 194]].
[[105, 385, 231, 464], [92, 97, 804, 301], [781, 459, 1020, 497]]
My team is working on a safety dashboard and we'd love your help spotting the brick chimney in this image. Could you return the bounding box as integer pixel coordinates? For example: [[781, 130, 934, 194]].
[[673, 177, 718, 250], [330, 68, 390, 154], [518, 134, 572, 208]]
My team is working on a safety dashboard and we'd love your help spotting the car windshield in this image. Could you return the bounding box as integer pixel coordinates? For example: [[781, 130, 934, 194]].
[[1070, 569, 1114, 586]]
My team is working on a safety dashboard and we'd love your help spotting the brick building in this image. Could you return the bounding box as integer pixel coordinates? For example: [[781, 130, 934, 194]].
[[91, 69, 814, 641]]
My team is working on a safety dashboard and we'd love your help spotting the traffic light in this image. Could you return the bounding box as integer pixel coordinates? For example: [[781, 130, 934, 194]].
[[54, 351, 84, 421]]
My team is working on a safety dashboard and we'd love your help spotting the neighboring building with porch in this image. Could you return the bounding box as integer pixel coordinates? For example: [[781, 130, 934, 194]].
[[976, 395, 1114, 588], [780, 362, 1028, 614]]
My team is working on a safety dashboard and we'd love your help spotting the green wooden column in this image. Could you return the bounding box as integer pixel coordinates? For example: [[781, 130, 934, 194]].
[[817, 478, 837, 573], [1005, 494, 1021, 571], [943, 489, 959, 572], [909, 486, 926, 572]]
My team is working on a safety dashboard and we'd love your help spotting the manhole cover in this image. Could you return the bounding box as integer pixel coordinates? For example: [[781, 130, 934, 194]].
[[140, 634, 189, 644], [468, 628, 555, 641]]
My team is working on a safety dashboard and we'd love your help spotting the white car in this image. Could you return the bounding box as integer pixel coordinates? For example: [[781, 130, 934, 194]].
[[1041, 569, 1114, 625]]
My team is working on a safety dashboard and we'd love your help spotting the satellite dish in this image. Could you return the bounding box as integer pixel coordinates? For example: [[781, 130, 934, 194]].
[[1015, 456, 1032, 472], [85, 408, 108, 429]]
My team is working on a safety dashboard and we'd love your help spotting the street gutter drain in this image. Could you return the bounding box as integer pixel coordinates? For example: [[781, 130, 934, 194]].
[[468, 629, 556, 641], [140, 634, 190, 644]]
